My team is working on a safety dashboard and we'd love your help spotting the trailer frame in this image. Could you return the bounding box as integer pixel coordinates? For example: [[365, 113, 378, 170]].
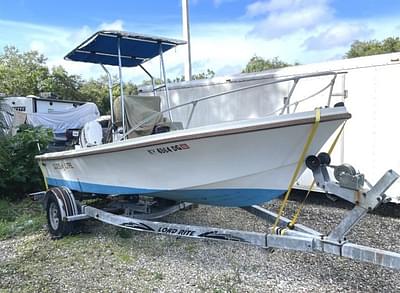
[[38, 154, 400, 270]]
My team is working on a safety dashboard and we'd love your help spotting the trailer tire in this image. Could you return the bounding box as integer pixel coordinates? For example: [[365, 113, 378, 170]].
[[45, 187, 79, 238]]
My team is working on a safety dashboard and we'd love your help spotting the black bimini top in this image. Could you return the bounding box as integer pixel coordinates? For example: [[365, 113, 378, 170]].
[[64, 30, 186, 67]]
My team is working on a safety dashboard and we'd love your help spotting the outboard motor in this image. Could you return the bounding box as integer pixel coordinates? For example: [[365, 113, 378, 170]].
[[79, 120, 103, 148], [65, 128, 81, 149], [152, 124, 170, 134]]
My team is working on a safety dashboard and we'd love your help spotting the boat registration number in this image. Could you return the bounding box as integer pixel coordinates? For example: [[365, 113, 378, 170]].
[[52, 161, 74, 170], [147, 143, 190, 155]]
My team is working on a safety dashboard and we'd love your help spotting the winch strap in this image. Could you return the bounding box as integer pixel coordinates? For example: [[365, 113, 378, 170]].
[[288, 121, 347, 227], [272, 108, 321, 230]]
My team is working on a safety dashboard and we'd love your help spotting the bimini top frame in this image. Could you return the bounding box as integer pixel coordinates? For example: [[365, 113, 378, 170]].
[[65, 30, 186, 139], [64, 30, 186, 67]]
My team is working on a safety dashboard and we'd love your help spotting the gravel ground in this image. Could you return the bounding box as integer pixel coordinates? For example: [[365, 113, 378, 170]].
[[1, 194, 400, 292]]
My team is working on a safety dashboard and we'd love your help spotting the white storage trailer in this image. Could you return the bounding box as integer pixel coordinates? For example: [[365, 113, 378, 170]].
[[140, 52, 400, 202]]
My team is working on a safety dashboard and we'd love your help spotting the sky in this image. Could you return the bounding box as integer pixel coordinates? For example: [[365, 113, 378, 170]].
[[0, 0, 399, 83]]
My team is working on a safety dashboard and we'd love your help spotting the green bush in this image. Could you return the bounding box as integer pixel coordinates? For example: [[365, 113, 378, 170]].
[[0, 126, 53, 199]]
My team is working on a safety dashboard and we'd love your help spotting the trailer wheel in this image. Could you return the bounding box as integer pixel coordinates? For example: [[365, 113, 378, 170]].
[[45, 187, 79, 238]]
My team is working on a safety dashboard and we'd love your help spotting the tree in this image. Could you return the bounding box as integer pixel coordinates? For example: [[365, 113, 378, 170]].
[[143, 69, 216, 84], [345, 37, 400, 58], [0, 125, 53, 198], [79, 76, 138, 115], [75, 77, 108, 113], [41, 66, 84, 100], [193, 69, 215, 80], [0, 46, 50, 96], [0, 46, 139, 115], [0, 47, 85, 99], [242, 56, 295, 73]]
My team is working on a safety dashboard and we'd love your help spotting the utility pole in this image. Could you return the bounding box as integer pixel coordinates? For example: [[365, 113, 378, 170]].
[[182, 0, 192, 81]]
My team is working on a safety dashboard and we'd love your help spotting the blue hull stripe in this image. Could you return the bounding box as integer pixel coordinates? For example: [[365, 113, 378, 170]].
[[46, 177, 285, 207], [47, 177, 158, 195]]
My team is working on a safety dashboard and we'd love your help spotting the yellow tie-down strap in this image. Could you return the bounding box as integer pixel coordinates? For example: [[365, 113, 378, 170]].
[[272, 108, 321, 231], [288, 120, 347, 229]]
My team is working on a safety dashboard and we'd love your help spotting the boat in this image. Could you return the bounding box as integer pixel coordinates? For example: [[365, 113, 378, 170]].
[[33, 31, 400, 271], [36, 30, 350, 207]]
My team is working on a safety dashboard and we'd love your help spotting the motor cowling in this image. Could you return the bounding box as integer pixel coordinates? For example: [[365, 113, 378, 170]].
[[80, 120, 103, 148]]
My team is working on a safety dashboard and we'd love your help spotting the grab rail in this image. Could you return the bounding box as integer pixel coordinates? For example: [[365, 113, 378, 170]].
[[124, 71, 345, 139]]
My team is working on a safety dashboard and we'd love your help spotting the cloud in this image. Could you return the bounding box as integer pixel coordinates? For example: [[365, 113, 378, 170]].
[[0, 19, 72, 61], [245, 0, 333, 39], [1, 8, 399, 87], [244, 0, 400, 58], [245, 0, 296, 18], [98, 20, 124, 31], [0, 18, 134, 82], [216, 64, 243, 76], [303, 23, 374, 50], [29, 40, 47, 53]]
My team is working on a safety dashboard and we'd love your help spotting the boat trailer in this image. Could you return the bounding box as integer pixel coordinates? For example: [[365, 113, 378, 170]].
[[37, 153, 400, 270]]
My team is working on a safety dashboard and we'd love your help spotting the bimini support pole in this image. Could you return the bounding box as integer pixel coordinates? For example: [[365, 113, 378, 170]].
[[159, 43, 173, 122], [139, 64, 156, 96], [100, 64, 115, 141], [117, 36, 126, 140]]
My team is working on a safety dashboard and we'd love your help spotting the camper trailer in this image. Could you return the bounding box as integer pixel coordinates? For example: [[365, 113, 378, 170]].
[[3, 95, 84, 114], [1, 95, 99, 150]]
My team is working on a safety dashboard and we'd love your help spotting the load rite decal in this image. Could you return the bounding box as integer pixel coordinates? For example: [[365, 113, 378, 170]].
[[147, 143, 190, 155], [158, 227, 195, 236]]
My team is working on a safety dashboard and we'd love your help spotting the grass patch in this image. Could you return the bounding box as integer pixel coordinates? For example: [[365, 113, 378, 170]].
[[115, 250, 133, 263], [0, 198, 45, 240]]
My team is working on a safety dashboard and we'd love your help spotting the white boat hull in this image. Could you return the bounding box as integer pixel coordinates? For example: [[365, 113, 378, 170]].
[[37, 107, 350, 207]]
